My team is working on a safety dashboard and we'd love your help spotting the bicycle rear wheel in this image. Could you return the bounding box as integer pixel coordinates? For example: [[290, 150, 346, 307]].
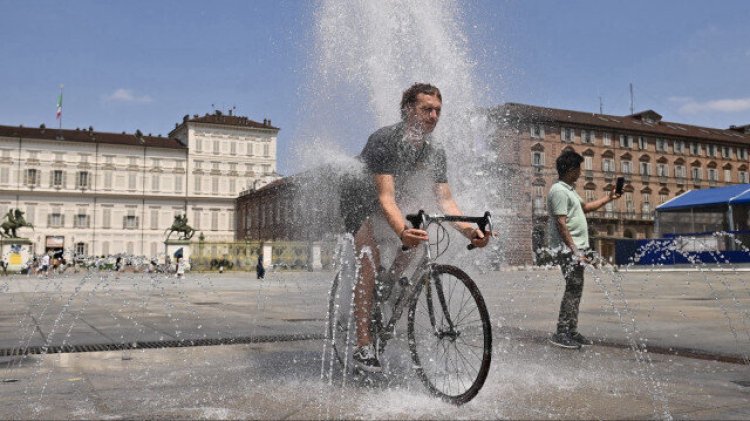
[[407, 264, 492, 405]]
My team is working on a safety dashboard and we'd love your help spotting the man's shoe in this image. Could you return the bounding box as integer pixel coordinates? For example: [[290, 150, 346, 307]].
[[571, 332, 594, 346], [548, 333, 582, 350], [353, 345, 382, 373]]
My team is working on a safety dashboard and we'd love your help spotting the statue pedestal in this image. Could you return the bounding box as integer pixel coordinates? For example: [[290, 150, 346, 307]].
[[308, 242, 323, 271], [164, 240, 191, 269], [0, 238, 33, 273]]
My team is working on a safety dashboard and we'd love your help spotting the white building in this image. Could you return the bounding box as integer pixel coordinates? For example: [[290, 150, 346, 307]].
[[0, 111, 279, 257]]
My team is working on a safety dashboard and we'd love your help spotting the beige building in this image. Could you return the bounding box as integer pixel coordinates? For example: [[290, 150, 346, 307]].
[[0, 111, 279, 257], [494, 103, 750, 262]]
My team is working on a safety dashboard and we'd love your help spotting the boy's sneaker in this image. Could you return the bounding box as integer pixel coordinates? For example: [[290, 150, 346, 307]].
[[548, 333, 582, 350], [571, 332, 594, 346], [353, 344, 382, 373]]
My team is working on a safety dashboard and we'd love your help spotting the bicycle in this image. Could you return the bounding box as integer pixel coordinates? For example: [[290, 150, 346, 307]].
[[323, 210, 493, 405]]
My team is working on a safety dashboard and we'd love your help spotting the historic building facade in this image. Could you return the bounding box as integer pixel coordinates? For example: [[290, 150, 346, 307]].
[[0, 111, 279, 257], [495, 103, 750, 261]]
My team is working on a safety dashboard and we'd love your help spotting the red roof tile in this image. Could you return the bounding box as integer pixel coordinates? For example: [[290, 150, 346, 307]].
[[0, 125, 186, 149], [497, 103, 750, 145]]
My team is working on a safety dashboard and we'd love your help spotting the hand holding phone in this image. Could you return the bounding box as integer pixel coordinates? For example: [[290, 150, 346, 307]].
[[615, 176, 625, 195]]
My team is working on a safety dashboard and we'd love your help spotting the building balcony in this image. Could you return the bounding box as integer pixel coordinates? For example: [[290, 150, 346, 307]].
[[623, 174, 632, 183], [641, 174, 650, 183], [603, 171, 615, 181], [659, 175, 668, 184], [708, 179, 717, 187], [676, 176, 686, 186], [584, 170, 593, 180]]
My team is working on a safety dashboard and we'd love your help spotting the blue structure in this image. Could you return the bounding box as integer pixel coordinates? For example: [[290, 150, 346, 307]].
[[618, 184, 750, 265]]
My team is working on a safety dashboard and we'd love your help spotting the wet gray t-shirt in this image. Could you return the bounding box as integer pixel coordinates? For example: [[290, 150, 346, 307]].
[[339, 121, 448, 233]]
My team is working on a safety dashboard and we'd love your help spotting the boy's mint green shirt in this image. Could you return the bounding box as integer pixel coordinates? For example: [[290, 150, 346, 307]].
[[546, 180, 589, 251]]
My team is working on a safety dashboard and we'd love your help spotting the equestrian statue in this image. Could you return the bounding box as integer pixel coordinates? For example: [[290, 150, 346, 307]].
[[0, 209, 34, 239], [164, 214, 195, 241]]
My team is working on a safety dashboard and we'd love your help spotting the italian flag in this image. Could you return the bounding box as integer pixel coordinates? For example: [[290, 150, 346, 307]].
[[56, 90, 63, 120]]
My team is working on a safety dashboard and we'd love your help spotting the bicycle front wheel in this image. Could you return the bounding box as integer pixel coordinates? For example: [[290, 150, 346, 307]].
[[407, 264, 492, 405]]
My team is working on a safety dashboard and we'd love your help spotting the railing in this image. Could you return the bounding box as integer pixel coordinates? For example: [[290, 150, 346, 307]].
[[641, 174, 650, 183], [584, 170, 593, 179], [708, 179, 717, 187], [588, 210, 655, 221], [659, 175, 668, 184]]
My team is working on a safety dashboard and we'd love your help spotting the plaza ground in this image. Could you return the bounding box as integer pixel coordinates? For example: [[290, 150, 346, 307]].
[[0, 267, 749, 419]]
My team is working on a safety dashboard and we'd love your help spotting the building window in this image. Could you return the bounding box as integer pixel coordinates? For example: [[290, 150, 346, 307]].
[[624, 192, 634, 213], [638, 136, 646, 150], [124, 215, 139, 230], [75, 242, 87, 256], [675, 165, 686, 179], [211, 177, 219, 195], [230, 142, 237, 155], [175, 175, 183, 194], [619, 135, 633, 149], [103, 171, 112, 190], [692, 167, 702, 182], [561, 127, 573, 142], [74, 214, 90, 228], [690, 143, 701, 155], [659, 194, 669, 204], [582, 130, 593, 144], [48, 213, 64, 228], [194, 175, 202, 193], [707, 144, 716, 158], [195, 138, 202, 152], [24, 168, 40, 186], [621, 160, 632, 174], [0, 167, 9, 185], [151, 174, 160, 192], [639, 162, 651, 175], [211, 210, 219, 231], [674, 140, 685, 154], [263, 144, 270, 157], [530, 124, 544, 139], [602, 158, 614, 173], [740, 149, 749, 160], [229, 178, 236, 194], [25, 205, 35, 224], [128, 173, 137, 190], [602, 133, 611, 146], [102, 208, 111, 229], [583, 156, 593, 171], [724, 169, 732, 182], [52, 170, 64, 188], [708, 168, 717, 181], [722, 146, 731, 159], [101, 241, 109, 255], [151, 209, 159, 230], [76, 171, 90, 189], [584, 189, 595, 202], [641, 193, 651, 214], [740, 171, 749, 183], [213, 140, 220, 155], [656, 138, 666, 152], [657, 163, 668, 177], [532, 151, 544, 167], [193, 210, 201, 230]]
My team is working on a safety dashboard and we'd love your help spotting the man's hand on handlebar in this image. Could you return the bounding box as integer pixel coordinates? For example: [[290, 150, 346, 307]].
[[400, 228, 429, 249], [469, 228, 491, 249]]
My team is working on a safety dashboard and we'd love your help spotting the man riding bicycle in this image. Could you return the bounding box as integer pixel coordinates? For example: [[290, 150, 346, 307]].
[[341, 83, 491, 373]]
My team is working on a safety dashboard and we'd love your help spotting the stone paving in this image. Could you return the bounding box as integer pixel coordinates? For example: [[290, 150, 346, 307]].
[[0, 267, 749, 419]]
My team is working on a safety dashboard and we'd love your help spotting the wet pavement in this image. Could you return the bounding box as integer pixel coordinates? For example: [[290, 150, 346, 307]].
[[1, 267, 749, 419]]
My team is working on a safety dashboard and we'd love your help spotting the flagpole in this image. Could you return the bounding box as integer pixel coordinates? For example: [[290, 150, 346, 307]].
[[57, 84, 64, 130]]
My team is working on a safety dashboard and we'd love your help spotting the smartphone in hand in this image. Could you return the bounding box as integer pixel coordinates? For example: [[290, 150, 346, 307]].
[[615, 176, 625, 195]]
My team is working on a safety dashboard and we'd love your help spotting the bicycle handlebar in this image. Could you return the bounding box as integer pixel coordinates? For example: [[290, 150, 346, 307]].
[[402, 210, 493, 251]]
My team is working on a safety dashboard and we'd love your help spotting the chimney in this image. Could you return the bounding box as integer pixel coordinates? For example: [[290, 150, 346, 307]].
[[228, 109, 233, 116]]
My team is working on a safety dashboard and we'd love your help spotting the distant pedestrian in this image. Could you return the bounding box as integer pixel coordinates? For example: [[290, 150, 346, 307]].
[[176, 257, 185, 279], [256, 254, 265, 279], [115, 256, 122, 272], [547, 150, 621, 349]]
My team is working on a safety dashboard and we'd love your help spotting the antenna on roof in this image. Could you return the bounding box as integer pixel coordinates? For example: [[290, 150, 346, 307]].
[[599, 96, 603, 114], [629, 83, 634, 114]]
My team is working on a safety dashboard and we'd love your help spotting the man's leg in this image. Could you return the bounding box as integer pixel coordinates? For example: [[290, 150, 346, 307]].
[[556, 255, 585, 334], [353, 219, 381, 348]]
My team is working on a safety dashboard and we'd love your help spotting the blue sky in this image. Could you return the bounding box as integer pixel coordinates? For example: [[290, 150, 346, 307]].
[[1, 1, 748, 174]]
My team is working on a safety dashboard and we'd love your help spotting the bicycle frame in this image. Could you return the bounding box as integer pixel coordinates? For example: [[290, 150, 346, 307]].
[[373, 210, 492, 349]]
